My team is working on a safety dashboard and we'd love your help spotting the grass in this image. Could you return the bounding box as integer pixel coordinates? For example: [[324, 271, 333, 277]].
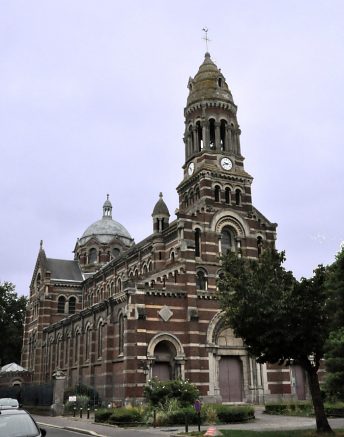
[[182, 431, 344, 437]]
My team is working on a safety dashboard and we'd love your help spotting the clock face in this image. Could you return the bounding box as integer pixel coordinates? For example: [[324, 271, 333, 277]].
[[188, 162, 195, 176], [220, 157, 233, 171]]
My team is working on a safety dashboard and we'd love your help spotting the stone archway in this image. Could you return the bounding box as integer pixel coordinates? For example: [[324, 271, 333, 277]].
[[207, 312, 264, 404], [147, 333, 185, 381]]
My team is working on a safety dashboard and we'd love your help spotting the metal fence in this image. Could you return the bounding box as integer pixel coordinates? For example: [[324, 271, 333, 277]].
[[0, 383, 53, 406]]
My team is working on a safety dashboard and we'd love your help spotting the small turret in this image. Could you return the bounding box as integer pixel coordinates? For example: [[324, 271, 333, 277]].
[[152, 193, 170, 233]]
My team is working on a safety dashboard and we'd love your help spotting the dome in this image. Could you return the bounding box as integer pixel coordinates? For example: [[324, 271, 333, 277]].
[[152, 192, 170, 217], [78, 196, 133, 246], [187, 52, 234, 106]]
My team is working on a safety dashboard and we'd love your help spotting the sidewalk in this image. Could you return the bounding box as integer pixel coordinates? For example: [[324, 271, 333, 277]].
[[33, 408, 344, 437]]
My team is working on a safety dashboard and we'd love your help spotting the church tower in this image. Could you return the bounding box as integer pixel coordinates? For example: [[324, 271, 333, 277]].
[[177, 52, 276, 260]]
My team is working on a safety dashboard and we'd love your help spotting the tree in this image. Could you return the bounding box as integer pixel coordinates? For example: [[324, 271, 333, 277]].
[[0, 282, 27, 365], [144, 378, 200, 408], [218, 249, 333, 434], [324, 247, 344, 401]]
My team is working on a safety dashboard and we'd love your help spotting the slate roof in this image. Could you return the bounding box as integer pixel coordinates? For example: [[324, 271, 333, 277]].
[[46, 259, 83, 281]]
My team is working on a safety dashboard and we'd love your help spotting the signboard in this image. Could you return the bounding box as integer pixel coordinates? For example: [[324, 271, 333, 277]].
[[68, 396, 77, 402]]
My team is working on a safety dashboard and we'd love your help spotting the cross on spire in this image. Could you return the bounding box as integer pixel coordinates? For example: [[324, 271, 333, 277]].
[[202, 27, 211, 52]]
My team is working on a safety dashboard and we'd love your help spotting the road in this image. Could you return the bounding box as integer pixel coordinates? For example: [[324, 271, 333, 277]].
[[44, 427, 90, 436]]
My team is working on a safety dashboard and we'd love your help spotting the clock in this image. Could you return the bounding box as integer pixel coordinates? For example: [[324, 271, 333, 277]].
[[220, 157, 233, 171], [188, 162, 195, 176]]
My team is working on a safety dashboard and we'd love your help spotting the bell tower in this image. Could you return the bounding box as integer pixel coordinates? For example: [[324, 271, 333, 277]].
[[177, 52, 253, 215]]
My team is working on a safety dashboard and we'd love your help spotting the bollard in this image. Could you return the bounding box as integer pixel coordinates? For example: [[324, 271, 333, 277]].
[[185, 414, 188, 433], [198, 411, 201, 432], [80, 408, 83, 418], [87, 408, 90, 419], [153, 409, 156, 428], [73, 407, 76, 417]]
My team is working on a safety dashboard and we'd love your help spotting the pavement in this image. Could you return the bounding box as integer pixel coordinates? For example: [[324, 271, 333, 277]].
[[33, 407, 344, 437]]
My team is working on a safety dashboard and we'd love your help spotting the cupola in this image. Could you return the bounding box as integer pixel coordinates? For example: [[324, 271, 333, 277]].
[[152, 192, 170, 233]]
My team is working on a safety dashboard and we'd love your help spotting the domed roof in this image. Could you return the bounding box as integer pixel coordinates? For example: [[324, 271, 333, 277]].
[[152, 192, 170, 217], [187, 52, 234, 106], [79, 196, 133, 245]]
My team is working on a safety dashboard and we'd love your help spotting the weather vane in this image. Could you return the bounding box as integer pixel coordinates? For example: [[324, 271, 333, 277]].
[[202, 27, 211, 52]]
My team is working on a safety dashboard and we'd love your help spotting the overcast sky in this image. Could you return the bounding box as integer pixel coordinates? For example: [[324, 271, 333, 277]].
[[1, 0, 343, 296]]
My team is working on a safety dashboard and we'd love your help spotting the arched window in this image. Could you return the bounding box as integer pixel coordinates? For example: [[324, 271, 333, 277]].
[[112, 248, 120, 259], [118, 278, 122, 292], [235, 189, 241, 206], [74, 330, 80, 363], [85, 325, 91, 359], [68, 296, 76, 314], [57, 296, 66, 314], [88, 248, 97, 264], [170, 250, 175, 262], [194, 228, 201, 257], [195, 186, 200, 200], [97, 322, 103, 358], [209, 118, 216, 149], [196, 121, 203, 151], [118, 314, 124, 355], [148, 261, 152, 272], [188, 124, 194, 154], [221, 226, 235, 255], [225, 187, 231, 204], [214, 185, 221, 202], [196, 269, 208, 291], [257, 236, 263, 257], [143, 264, 148, 275], [220, 119, 227, 151], [218, 77, 222, 87]]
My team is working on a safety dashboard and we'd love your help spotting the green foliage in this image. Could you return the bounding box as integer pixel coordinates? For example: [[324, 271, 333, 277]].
[[143, 378, 200, 407], [94, 408, 113, 423], [63, 383, 100, 406], [264, 401, 313, 416], [218, 250, 331, 366], [0, 282, 27, 365], [64, 395, 90, 413], [218, 249, 333, 433], [213, 405, 254, 423], [324, 402, 344, 417], [324, 328, 344, 401], [108, 407, 143, 424]]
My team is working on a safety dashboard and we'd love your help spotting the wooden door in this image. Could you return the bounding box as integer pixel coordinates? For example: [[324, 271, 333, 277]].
[[152, 362, 171, 381], [219, 356, 243, 402]]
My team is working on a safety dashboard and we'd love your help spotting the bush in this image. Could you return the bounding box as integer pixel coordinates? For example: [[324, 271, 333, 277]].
[[95, 408, 113, 423], [212, 405, 254, 423], [144, 378, 200, 407], [63, 383, 100, 406], [108, 407, 143, 425], [64, 395, 90, 413], [265, 401, 313, 416], [324, 401, 344, 417]]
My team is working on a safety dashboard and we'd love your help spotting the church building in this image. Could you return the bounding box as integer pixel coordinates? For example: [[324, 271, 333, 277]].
[[21, 53, 307, 404]]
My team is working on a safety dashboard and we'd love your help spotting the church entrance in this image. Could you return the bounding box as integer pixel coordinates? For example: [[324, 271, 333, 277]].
[[151, 340, 176, 381], [219, 356, 243, 402]]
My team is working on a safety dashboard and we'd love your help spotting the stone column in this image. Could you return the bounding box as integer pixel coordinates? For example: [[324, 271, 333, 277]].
[[51, 369, 66, 416], [215, 121, 221, 150]]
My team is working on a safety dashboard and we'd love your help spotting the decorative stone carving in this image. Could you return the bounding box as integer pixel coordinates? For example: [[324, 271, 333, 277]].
[[158, 305, 173, 322]]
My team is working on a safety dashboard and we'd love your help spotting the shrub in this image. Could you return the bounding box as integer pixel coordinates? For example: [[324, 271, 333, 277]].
[[265, 401, 313, 416], [212, 405, 254, 423], [64, 395, 90, 413], [324, 402, 344, 417], [108, 407, 143, 424], [144, 378, 199, 407], [63, 383, 100, 406], [95, 408, 113, 423]]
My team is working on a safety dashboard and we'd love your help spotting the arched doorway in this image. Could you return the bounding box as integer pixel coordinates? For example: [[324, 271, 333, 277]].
[[152, 340, 176, 381], [147, 333, 185, 381]]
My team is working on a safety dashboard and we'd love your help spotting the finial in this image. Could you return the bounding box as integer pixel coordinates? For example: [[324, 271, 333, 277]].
[[159, 192, 163, 198], [40, 240, 43, 249], [202, 27, 211, 53], [107, 194, 109, 200]]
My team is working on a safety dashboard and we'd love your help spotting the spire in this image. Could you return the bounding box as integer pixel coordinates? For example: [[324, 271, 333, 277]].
[[152, 192, 170, 233], [102, 194, 112, 218]]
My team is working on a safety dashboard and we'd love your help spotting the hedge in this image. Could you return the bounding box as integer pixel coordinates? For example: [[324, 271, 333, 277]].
[[108, 407, 143, 424], [94, 408, 113, 423]]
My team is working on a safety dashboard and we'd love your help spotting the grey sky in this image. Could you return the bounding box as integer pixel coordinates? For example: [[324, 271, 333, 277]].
[[1, 0, 343, 295]]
